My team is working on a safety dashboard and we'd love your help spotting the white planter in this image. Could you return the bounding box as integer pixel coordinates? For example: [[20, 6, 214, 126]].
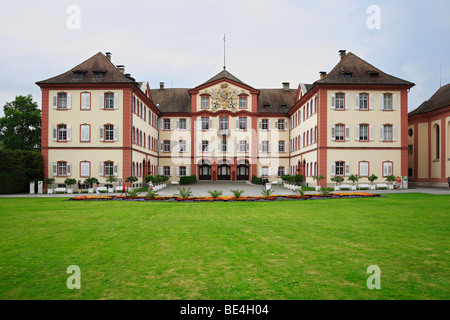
[[47, 189, 53, 194]]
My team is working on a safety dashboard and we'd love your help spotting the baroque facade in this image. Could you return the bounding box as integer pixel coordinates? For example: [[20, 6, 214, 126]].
[[37, 50, 415, 188]]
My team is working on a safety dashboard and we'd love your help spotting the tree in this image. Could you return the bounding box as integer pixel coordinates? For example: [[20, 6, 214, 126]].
[[348, 174, 361, 186], [84, 177, 99, 188], [368, 174, 378, 185], [106, 176, 118, 189], [45, 177, 55, 190], [331, 176, 344, 186], [312, 175, 325, 185], [0, 95, 41, 150], [64, 178, 76, 190], [125, 176, 138, 185], [385, 175, 396, 185]]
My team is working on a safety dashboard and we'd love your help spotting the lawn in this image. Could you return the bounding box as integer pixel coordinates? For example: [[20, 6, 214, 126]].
[[0, 194, 448, 300]]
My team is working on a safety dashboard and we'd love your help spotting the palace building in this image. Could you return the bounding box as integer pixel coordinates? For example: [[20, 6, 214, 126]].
[[37, 50, 415, 188]]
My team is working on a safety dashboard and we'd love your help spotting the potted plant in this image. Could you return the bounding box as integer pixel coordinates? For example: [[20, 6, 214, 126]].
[[347, 174, 360, 190], [385, 174, 396, 190], [106, 176, 117, 193], [125, 176, 138, 190], [368, 174, 378, 190], [45, 178, 55, 194], [64, 178, 76, 194], [331, 176, 344, 190], [312, 175, 325, 191], [84, 177, 99, 193]]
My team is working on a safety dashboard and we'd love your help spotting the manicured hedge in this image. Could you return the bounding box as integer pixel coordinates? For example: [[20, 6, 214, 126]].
[[180, 175, 197, 185], [0, 150, 43, 194], [251, 175, 263, 185]]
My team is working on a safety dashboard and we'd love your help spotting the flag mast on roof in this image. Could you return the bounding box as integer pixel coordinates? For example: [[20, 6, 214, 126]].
[[223, 34, 226, 70]]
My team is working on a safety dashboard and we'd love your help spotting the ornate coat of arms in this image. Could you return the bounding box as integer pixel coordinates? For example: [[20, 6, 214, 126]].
[[204, 83, 243, 112]]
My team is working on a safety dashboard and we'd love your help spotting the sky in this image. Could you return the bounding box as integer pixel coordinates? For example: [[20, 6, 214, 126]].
[[0, 0, 449, 116]]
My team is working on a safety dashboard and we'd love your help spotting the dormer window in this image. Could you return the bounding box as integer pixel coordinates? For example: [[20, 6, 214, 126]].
[[93, 72, 105, 78], [281, 105, 287, 109], [370, 72, 379, 78], [343, 72, 353, 78], [264, 105, 270, 109], [73, 71, 84, 79]]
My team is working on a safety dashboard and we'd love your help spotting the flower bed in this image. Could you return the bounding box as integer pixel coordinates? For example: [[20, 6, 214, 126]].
[[68, 193, 381, 202]]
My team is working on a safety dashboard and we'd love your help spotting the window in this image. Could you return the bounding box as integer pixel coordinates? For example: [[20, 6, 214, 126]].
[[359, 93, 368, 110], [278, 141, 285, 152], [383, 125, 392, 142], [408, 168, 413, 177], [80, 161, 90, 177], [278, 167, 285, 177], [343, 72, 353, 78], [179, 119, 187, 130], [163, 140, 171, 152], [239, 96, 247, 109], [359, 124, 369, 141], [220, 116, 228, 130], [80, 124, 90, 142], [179, 140, 186, 152], [383, 94, 392, 110], [335, 124, 345, 141], [164, 166, 171, 176], [261, 119, 269, 130], [201, 117, 209, 130], [104, 161, 114, 176], [179, 166, 187, 177], [58, 125, 67, 141], [239, 141, 247, 153], [264, 105, 270, 109], [105, 93, 114, 109], [221, 141, 227, 153], [335, 93, 344, 110], [408, 145, 413, 155], [261, 141, 269, 153], [359, 161, 369, 177], [335, 161, 345, 176], [93, 72, 104, 78], [81, 92, 90, 110], [278, 119, 285, 131], [58, 93, 67, 109], [202, 140, 209, 152], [383, 161, 393, 177], [164, 119, 171, 130], [435, 124, 440, 160], [73, 72, 84, 79], [58, 161, 67, 176], [104, 125, 114, 141], [239, 117, 247, 130], [408, 128, 413, 137], [201, 96, 209, 109], [261, 167, 269, 177]]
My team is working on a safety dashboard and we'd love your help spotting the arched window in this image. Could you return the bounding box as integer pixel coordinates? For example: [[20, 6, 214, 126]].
[[434, 124, 440, 160]]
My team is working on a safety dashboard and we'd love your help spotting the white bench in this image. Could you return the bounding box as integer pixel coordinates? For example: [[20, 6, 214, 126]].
[[97, 187, 108, 193], [358, 184, 371, 190], [376, 183, 389, 190], [55, 188, 67, 193], [339, 184, 355, 191], [171, 181, 179, 185]]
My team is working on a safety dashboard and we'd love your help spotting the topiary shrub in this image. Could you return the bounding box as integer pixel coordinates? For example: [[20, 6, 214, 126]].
[[180, 175, 197, 185], [252, 175, 263, 185]]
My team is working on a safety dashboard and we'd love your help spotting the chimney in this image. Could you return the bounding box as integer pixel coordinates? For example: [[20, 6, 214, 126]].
[[282, 82, 290, 92], [339, 50, 346, 60], [320, 71, 327, 79], [105, 52, 112, 61], [116, 65, 125, 74], [159, 82, 165, 90]]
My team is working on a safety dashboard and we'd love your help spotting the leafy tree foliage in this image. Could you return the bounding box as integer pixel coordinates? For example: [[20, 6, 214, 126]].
[[0, 95, 41, 150]]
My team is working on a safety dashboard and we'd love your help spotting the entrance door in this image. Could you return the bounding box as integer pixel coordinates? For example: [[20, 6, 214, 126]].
[[217, 165, 231, 180], [237, 164, 249, 180], [199, 164, 211, 180]]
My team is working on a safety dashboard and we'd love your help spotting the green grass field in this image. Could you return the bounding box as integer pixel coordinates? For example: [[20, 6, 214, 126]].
[[0, 194, 448, 300]]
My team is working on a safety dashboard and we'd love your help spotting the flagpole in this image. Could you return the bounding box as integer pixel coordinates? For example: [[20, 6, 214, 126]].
[[223, 34, 226, 70]]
